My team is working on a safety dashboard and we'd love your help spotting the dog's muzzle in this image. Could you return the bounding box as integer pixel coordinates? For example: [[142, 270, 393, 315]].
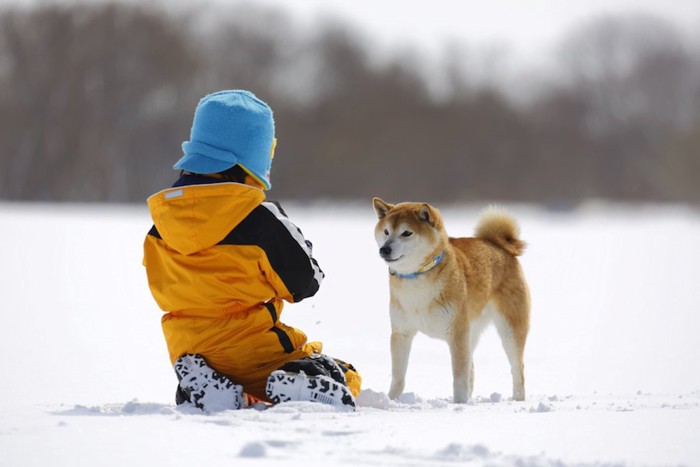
[[379, 244, 392, 258], [380, 244, 402, 262]]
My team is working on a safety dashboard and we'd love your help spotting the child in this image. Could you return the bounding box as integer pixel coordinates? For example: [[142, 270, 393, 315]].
[[143, 90, 361, 411]]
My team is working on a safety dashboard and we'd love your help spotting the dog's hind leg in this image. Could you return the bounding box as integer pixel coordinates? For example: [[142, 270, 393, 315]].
[[493, 309, 528, 401], [388, 331, 416, 400], [493, 275, 530, 401]]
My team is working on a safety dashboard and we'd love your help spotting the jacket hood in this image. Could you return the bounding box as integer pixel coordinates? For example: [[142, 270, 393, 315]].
[[147, 182, 265, 255]]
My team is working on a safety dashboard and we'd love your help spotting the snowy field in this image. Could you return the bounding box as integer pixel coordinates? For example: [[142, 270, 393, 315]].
[[1, 201, 699, 466]]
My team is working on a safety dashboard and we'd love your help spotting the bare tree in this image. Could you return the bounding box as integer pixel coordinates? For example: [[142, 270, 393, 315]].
[[1, 3, 698, 204], [0, 4, 197, 201], [557, 14, 700, 199]]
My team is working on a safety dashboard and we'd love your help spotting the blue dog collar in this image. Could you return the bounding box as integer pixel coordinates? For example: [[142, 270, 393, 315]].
[[390, 252, 444, 279]]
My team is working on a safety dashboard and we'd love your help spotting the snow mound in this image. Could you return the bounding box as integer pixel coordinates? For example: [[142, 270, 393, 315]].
[[356, 388, 391, 408], [55, 400, 177, 416]]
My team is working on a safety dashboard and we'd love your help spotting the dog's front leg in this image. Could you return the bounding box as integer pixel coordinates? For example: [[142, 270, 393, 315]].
[[388, 331, 415, 399], [449, 326, 471, 403]]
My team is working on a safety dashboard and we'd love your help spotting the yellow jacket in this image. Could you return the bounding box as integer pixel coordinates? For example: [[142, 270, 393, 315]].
[[143, 176, 359, 400]]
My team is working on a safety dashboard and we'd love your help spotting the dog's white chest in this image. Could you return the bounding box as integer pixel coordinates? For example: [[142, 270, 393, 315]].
[[390, 278, 453, 339]]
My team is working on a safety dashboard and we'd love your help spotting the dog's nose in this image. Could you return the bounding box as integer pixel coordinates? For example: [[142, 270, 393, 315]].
[[379, 245, 392, 257]]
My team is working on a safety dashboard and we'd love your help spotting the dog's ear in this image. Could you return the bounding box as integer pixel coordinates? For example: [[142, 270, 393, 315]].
[[418, 203, 435, 226], [373, 197, 394, 219]]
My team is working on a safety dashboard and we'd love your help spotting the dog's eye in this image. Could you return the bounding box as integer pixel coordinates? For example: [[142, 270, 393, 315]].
[[401, 231, 412, 237], [384, 229, 389, 236]]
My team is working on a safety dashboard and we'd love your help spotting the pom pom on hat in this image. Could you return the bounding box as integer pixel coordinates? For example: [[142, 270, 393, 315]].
[[174, 90, 275, 189]]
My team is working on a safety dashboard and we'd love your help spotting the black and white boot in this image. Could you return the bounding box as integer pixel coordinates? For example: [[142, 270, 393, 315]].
[[265, 370, 356, 410], [174, 354, 243, 412]]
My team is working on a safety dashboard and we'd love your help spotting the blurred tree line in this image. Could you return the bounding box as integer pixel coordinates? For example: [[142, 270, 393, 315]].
[[0, 2, 698, 204]]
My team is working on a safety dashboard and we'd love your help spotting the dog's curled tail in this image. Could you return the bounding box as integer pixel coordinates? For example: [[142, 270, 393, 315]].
[[475, 206, 526, 256]]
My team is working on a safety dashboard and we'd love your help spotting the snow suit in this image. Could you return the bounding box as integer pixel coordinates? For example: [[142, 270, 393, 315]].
[[143, 174, 361, 401]]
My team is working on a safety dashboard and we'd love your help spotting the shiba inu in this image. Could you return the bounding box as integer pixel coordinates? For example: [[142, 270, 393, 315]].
[[372, 198, 530, 403]]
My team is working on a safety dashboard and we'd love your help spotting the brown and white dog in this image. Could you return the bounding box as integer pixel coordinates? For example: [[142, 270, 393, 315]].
[[372, 198, 530, 403]]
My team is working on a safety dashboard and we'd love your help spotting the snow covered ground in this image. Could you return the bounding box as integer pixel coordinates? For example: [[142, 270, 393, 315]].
[[1, 201, 699, 466]]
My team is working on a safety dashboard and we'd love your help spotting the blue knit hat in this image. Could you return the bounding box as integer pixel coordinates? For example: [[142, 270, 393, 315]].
[[174, 90, 275, 189]]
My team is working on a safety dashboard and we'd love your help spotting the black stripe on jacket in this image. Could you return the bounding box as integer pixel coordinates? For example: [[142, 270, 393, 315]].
[[146, 205, 322, 302], [219, 205, 322, 302], [266, 303, 294, 353], [148, 225, 161, 239]]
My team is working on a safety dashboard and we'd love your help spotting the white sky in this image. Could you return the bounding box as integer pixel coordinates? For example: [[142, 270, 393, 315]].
[[5, 0, 699, 70], [255, 0, 700, 67]]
